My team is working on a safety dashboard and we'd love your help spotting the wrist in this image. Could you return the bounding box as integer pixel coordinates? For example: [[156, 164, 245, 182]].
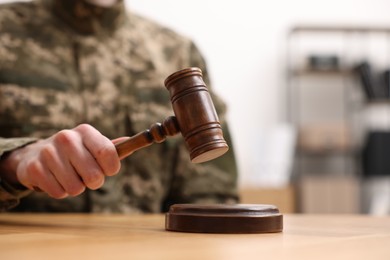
[[0, 149, 24, 189]]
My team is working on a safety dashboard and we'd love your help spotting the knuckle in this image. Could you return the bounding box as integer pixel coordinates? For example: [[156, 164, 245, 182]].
[[95, 146, 118, 169], [54, 130, 75, 146], [96, 144, 113, 158], [40, 144, 56, 162], [95, 145, 120, 175], [75, 123, 93, 133]]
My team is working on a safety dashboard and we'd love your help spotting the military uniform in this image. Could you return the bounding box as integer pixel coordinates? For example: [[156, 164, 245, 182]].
[[0, 0, 238, 212]]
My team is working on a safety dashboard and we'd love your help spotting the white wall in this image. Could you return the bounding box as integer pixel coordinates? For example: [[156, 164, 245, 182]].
[[126, 0, 390, 187]]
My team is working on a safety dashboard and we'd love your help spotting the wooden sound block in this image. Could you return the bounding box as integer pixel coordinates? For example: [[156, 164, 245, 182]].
[[165, 204, 283, 234]]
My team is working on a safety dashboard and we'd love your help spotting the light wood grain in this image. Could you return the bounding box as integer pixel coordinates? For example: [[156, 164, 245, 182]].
[[0, 214, 389, 260]]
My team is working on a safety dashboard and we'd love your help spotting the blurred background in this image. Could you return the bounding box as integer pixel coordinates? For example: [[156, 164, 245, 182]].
[[126, 0, 390, 215], [2, 0, 390, 215]]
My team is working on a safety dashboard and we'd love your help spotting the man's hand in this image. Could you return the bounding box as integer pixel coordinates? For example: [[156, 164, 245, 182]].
[[0, 124, 121, 199]]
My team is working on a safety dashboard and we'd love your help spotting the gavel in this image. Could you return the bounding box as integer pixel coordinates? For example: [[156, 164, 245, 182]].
[[115, 67, 229, 163]]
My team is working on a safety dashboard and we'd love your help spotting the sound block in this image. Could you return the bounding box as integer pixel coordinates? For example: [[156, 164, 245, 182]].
[[165, 204, 283, 234]]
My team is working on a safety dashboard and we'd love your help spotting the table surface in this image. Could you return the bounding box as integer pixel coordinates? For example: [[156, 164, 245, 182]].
[[0, 213, 389, 260]]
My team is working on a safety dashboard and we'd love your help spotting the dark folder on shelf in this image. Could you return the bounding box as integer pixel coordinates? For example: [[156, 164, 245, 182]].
[[355, 62, 378, 99]]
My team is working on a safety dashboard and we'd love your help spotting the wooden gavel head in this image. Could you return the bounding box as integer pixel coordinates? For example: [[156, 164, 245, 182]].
[[164, 67, 229, 163], [115, 67, 229, 163]]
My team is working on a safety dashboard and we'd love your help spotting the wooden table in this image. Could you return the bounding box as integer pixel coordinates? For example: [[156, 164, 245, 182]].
[[0, 213, 389, 259]]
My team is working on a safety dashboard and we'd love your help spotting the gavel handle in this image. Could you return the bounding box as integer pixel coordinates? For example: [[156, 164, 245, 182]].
[[115, 116, 180, 159]]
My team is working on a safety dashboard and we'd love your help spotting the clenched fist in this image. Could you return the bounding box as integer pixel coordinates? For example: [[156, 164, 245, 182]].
[[0, 124, 121, 199]]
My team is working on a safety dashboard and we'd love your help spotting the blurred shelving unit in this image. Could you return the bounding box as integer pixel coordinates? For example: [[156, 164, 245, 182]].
[[286, 25, 390, 214]]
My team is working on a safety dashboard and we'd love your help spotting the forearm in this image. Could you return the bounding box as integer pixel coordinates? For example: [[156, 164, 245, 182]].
[[0, 137, 38, 186], [0, 137, 37, 211]]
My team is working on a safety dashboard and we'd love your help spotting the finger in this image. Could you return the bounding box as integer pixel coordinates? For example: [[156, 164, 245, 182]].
[[40, 169, 68, 199], [23, 160, 68, 199], [41, 144, 86, 196], [68, 148, 105, 190], [53, 129, 105, 190], [76, 124, 121, 176]]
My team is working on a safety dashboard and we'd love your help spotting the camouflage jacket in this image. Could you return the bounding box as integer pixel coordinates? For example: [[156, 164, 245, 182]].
[[0, 0, 238, 213]]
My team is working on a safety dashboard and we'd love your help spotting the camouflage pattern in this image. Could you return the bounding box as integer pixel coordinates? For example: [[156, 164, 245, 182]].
[[0, 0, 239, 213]]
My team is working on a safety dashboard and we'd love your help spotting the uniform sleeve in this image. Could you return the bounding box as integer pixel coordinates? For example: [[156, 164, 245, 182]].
[[0, 137, 36, 211], [161, 42, 239, 211], [0, 137, 37, 157]]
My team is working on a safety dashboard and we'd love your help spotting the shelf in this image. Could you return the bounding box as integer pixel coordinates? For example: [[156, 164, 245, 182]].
[[290, 68, 353, 77], [290, 25, 390, 34], [287, 24, 390, 179], [364, 98, 390, 104], [286, 25, 390, 214], [297, 147, 356, 156]]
